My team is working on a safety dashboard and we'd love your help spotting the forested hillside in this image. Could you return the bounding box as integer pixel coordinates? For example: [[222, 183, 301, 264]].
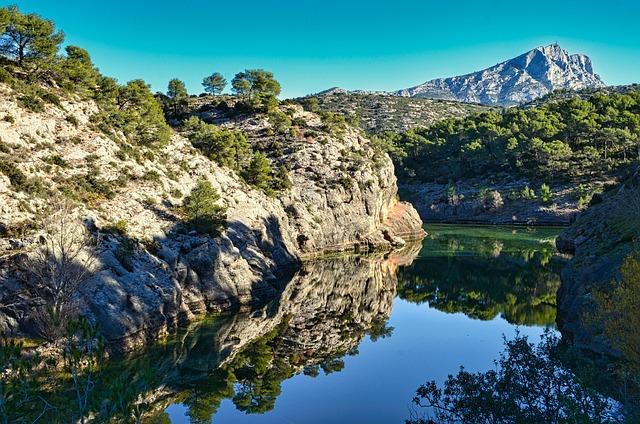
[[387, 90, 640, 183]]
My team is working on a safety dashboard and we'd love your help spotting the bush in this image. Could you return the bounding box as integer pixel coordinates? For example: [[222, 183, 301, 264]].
[[520, 185, 537, 200], [183, 116, 250, 169], [182, 178, 227, 235], [540, 183, 553, 204], [3, 114, 14, 123], [478, 188, 503, 211], [65, 114, 79, 127], [18, 94, 45, 112], [39, 91, 62, 108], [0, 160, 27, 187], [115, 237, 136, 272], [241, 152, 273, 195], [0, 67, 14, 83]]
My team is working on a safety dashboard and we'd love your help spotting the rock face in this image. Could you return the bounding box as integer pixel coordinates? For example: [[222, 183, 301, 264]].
[[395, 44, 604, 106], [556, 174, 639, 356], [0, 84, 424, 350]]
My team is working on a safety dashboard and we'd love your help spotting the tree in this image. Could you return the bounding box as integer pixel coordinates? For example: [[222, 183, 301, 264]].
[[232, 69, 281, 111], [62, 45, 99, 90], [23, 199, 99, 340], [182, 178, 227, 235], [202, 72, 226, 95], [242, 152, 273, 193], [183, 116, 251, 169], [0, 5, 64, 66], [96, 78, 171, 146], [167, 78, 188, 115], [407, 332, 619, 424]]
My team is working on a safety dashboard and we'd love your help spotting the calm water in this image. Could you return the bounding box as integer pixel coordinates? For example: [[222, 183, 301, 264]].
[[137, 224, 564, 424]]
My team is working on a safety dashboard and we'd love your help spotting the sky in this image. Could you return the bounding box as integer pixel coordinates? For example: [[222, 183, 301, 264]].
[[2, 0, 639, 98]]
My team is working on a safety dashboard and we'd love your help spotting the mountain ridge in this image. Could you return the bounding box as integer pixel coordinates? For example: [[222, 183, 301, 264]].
[[394, 44, 605, 106]]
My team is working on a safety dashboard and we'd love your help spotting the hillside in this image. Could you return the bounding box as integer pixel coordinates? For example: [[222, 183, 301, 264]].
[[298, 91, 496, 134], [0, 79, 424, 350], [391, 87, 640, 224], [395, 44, 605, 106]]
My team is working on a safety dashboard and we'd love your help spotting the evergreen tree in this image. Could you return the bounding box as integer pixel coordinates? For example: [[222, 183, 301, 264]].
[[202, 72, 227, 95], [242, 152, 273, 193], [0, 5, 64, 66], [183, 178, 227, 235], [167, 78, 188, 115]]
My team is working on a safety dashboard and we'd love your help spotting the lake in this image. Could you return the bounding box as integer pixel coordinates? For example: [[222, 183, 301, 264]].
[[143, 224, 564, 424]]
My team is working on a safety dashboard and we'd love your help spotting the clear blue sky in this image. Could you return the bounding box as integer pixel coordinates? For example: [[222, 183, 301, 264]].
[[3, 0, 639, 98]]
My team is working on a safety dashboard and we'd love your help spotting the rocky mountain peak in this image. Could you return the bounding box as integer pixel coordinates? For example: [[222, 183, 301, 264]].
[[394, 44, 605, 106]]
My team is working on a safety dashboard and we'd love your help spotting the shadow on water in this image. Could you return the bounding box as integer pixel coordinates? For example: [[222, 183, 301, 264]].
[[397, 225, 565, 326]]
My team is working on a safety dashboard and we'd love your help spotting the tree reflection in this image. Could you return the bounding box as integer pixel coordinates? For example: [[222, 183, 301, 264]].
[[397, 226, 564, 326]]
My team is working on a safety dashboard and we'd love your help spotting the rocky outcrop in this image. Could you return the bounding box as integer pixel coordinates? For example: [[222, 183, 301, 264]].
[[556, 174, 639, 356], [395, 44, 604, 106], [0, 84, 424, 349]]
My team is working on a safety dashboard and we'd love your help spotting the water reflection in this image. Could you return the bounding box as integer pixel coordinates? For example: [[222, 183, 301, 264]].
[[101, 248, 420, 423], [397, 225, 564, 326], [5, 226, 564, 423]]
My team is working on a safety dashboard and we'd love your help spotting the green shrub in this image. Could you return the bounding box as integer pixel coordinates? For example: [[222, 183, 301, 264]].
[[183, 116, 250, 170], [182, 178, 227, 235], [43, 154, 70, 168], [520, 185, 537, 200], [115, 237, 136, 272], [39, 91, 62, 108], [241, 152, 273, 195], [540, 183, 553, 204], [0, 160, 27, 187], [2, 114, 14, 123], [0, 67, 14, 84], [337, 175, 354, 190], [65, 115, 79, 127], [104, 219, 128, 235], [18, 94, 45, 112], [142, 169, 162, 184]]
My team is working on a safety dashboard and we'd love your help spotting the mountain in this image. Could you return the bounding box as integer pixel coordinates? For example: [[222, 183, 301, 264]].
[[394, 44, 605, 106]]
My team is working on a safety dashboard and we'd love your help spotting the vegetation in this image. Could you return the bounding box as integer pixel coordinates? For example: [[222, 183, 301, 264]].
[[0, 5, 64, 69], [22, 199, 99, 340], [388, 90, 640, 183], [182, 178, 227, 235], [166, 78, 188, 115], [0, 5, 171, 147], [242, 152, 274, 195], [183, 116, 251, 170], [300, 92, 495, 134], [407, 332, 620, 424], [232, 69, 281, 111], [202, 72, 226, 95], [594, 252, 640, 413]]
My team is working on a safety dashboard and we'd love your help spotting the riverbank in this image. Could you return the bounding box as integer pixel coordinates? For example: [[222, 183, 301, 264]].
[[400, 178, 615, 226]]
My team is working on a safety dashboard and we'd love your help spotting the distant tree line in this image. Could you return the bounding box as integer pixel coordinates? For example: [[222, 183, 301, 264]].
[[383, 90, 640, 183]]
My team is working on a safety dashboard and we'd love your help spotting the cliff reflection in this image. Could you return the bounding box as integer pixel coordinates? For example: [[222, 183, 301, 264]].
[[397, 225, 563, 326], [102, 247, 420, 423]]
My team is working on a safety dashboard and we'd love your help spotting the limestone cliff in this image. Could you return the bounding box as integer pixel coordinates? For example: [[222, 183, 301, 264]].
[[0, 84, 424, 350]]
